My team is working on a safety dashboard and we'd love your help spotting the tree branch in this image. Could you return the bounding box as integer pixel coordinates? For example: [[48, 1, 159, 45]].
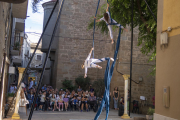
[[137, 0, 150, 33]]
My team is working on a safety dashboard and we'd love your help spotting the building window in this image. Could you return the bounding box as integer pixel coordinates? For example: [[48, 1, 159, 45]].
[[36, 55, 42, 60]]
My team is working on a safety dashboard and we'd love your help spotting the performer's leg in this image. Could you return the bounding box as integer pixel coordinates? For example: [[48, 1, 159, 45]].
[[108, 25, 114, 44], [91, 58, 114, 63], [90, 63, 102, 69], [112, 19, 124, 29]]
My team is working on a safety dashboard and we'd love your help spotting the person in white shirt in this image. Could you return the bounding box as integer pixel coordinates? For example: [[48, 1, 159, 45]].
[[95, 3, 128, 44], [9, 84, 16, 93], [81, 48, 114, 78]]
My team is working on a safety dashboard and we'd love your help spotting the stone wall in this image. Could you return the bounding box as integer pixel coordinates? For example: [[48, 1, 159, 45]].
[[0, 2, 11, 75], [55, 0, 112, 87]]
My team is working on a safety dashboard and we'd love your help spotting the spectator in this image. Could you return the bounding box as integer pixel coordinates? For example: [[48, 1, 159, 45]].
[[85, 90, 90, 98], [89, 85, 94, 93], [49, 90, 56, 98], [81, 92, 88, 112], [9, 83, 16, 93], [113, 87, 119, 110], [73, 96, 78, 110], [45, 90, 51, 110], [120, 97, 124, 107], [57, 94, 64, 111], [42, 84, 47, 91], [109, 92, 111, 109], [69, 94, 74, 111], [51, 94, 57, 111], [63, 95, 69, 111], [29, 78, 33, 89], [77, 86, 82, 95], [27, 90, 34, 109], [88, 92, 96, 108], [39, 91, 46, 111], [77, 94, 82, 109]]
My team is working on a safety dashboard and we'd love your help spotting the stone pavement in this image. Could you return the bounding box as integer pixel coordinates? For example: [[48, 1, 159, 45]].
[[17, 109, 145, 120]]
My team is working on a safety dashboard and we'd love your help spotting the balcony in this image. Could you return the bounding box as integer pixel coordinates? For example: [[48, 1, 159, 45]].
[[15, 18, 25, 32], [12, 56, 22, 66], [12, 0, 28, 19]]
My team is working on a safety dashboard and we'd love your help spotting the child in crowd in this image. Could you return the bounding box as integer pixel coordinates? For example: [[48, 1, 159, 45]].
[[77, 94, 82, 110], [27, 90, 34, 109], [58, 95, 64, 111], [63, 95, 69, 111], [81, 92, 88, 112], [73, 96, 78, 111], [39, 91, 46, 111], [51, 94, 57, 111]]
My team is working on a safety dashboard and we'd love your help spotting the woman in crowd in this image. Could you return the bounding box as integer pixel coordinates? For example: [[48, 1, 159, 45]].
[[51, 94, 57, 111], [113, 87, 119, 110], [39, 91, 46, 111], [63, 95, 69, 111], [85, 90, 90, 98], [81, 92, 88, 112]]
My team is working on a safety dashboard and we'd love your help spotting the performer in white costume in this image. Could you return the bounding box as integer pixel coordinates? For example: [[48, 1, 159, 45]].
[[95, 3, 128, 44], [82, 48, 114, 78]]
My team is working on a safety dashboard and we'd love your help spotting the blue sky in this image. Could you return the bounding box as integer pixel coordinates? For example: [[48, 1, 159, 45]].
[[25, 0, 49, 43]]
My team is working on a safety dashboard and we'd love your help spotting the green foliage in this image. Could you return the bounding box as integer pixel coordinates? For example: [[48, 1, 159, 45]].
[[14, 42, 20, 50], [88, 0, 157, 76], [32, 0, 43, 13], [75, 76, 91, 91], [92, 79, 105, 97], [147, 107, 155, 115], [62, 79, 76, 91], [7, 93, 15, 97]]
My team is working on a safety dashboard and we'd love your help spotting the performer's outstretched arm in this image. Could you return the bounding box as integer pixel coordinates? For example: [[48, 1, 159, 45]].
[[106, 3, 109, 12], [84, 67, 87, 78]]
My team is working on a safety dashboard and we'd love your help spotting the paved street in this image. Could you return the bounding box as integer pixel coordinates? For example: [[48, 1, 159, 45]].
[[18, 109, 145, 120]]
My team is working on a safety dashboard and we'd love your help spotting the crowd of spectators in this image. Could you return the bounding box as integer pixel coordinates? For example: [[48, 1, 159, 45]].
[[23, 79, 100, 112], [9, 78, 125, 112]]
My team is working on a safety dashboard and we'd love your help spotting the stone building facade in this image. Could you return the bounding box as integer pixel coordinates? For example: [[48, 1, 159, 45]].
[[29, 43, 44, 86], [41, 0, 155, 109]]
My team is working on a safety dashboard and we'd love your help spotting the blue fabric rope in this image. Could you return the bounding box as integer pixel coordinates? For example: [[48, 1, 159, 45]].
[[94, 26, 122, 120], [107, 0, 113, 24], [93, 0, 101, 58]]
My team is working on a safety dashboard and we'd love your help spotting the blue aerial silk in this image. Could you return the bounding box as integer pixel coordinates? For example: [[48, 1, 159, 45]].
[[93, 0, 101, 58], [93, 1, 122, 119], [94, 26, 122, 120]]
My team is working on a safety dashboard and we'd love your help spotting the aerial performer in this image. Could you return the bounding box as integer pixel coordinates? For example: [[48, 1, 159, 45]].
[[95, 3, 128, 44], [81, 48, 114, 78]]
